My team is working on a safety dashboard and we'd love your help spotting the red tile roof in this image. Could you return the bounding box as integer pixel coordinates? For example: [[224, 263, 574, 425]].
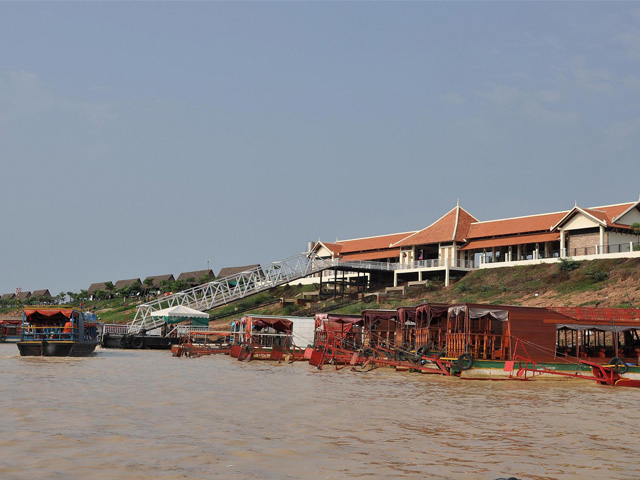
[[392, 206, 478, 247], [459, 232, 560, 251], [335, 232, 416, 254], [467, 211, 568, 239], [551, 203, 637, 230], [318, 241, 343, 256], [340, 249, 401, 262]]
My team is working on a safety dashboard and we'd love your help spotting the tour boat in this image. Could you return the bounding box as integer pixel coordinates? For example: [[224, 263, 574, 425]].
[[17, 307, 100, 356]]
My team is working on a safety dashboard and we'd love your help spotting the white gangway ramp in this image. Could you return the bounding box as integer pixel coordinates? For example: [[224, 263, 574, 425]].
[[127, 251, 401, 334], [128, 252, 331, 334]]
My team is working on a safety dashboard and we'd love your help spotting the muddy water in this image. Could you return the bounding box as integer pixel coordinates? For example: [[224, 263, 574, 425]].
[[0, 343, 638, 480]]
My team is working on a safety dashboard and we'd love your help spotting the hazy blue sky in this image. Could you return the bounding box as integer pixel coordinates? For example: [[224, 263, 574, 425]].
[[1, 2, 640, 296]]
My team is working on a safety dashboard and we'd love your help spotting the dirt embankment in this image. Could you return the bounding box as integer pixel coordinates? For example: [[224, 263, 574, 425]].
[[423, 257, 640, 308]]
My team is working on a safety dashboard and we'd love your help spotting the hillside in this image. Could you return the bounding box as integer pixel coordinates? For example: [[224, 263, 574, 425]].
[[424, 257, 640, 309], [2, 258, 639, 325]]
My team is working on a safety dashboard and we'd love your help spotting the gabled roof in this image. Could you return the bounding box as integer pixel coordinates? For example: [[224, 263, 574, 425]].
[[143, 274, 175, 288], [611, 199, 640, 224], [18, 291, 31, 300], [552, 202, 637, 230], [217, 265, 260, 278], [315, 241, 343, 257], [114, 278, 142, 290], [1, 293, 16, 299], [176, 270, 215, 282], [392, 205, 478, 247], [32, 289, 52, 298], [88, 282, 111, 293]]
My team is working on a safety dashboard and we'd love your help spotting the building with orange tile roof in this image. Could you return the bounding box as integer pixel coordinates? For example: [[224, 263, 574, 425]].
[[310, 197, 640, 286]]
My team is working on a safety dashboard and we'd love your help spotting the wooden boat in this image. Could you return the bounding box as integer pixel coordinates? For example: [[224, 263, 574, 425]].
[[0, 319, 22, 342], [438, 304, 640, 386], [17, 307, 100, 356], [230, 315, 314, 362], [172, 330, 232, 357]]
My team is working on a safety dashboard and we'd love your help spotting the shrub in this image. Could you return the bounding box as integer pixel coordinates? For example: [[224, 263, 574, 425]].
[[558, 258, 580, 272], [583, 266, 609, 283]]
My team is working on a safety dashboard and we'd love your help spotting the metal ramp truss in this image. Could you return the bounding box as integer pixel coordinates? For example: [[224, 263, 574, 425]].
[[128, 252, 393, 334]]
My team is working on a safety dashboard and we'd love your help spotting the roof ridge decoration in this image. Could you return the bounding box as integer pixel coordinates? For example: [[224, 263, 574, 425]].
[[389, 205, 459, 247], [389, 203, 478, 247], [452, 204, 460, 242]]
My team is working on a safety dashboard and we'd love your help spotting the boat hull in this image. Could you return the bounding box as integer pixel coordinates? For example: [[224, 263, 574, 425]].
[[17, 340, 98, 357], [458, 359, 640, 382], [101, 333, 180, 350]]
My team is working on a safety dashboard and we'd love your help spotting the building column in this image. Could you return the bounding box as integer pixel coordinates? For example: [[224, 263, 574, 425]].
[[560, 229, 566, 257], [445, 265, 450, 287], [599, 225, 605, 254]]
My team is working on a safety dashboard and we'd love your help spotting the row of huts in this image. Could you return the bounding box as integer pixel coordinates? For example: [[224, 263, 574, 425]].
[[1, 264, 260, 303]]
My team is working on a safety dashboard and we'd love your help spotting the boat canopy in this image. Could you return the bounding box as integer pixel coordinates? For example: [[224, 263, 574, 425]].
[[24, 308, 73, 320], [448, 306, 509, 322], [250, 317, 293, 333], [150, 305, 209, 326], [556, 324, 640, 333]]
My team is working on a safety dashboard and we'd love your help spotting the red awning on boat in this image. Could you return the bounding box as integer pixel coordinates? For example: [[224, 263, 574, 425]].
[[24, 308, 74, 319], [251, 317, 293, 333]]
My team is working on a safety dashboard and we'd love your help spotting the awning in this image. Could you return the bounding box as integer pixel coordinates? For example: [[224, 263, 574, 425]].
[[556, 324, 639, 333], [150, 305, 209, 325], [24, 308, 74, 319], [339, 249, 401, 262], [459, 232, 560, 251], [449, 306, 509, 322], [250, 317, 293, 333]]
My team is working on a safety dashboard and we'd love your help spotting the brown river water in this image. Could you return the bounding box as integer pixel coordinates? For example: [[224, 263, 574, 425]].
[[0, 342, 638, 480]]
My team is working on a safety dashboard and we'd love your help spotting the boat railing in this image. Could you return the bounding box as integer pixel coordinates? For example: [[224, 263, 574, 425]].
[[21, 326, 78, 341], [446, 332, 508, 360]]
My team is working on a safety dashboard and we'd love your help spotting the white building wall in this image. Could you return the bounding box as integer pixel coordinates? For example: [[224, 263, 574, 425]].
[[618, 208, 640, 225], [563, 214, 600, 230], [609, 231, 636, 246]]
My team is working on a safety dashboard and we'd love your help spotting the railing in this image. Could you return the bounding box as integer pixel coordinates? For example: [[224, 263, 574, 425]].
[[392, 258, 475, 270], [598, 241, 640, 254], [102, 324, 129, 335], [21, 326, 78, 341], [446, 332, 507, 360]]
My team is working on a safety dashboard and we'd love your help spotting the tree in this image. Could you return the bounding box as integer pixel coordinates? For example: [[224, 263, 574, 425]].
[[159, 279, 173, 293], [631, 222, 640, 250], [56, 292, 67, 304]]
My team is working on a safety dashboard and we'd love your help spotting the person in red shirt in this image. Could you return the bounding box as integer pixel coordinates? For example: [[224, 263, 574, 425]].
[[62, 319, 74, 337]]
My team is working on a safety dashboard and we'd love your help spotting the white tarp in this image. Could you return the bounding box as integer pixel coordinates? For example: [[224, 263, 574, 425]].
[[448, 306, 509, 322], [556, 324, 638, 333], [150, 305, 209, 319]]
